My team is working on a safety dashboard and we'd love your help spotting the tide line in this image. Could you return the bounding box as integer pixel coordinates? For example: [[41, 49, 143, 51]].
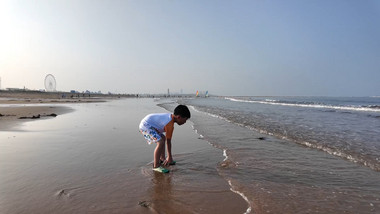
[[228, 180, 252, 214]]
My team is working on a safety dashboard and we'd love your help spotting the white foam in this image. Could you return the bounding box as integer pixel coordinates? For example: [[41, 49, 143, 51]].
[[189, 105, 232, 123], [228, 180, 252, 214], [223, 149, 228, 161], [226, 97, 380, 113]]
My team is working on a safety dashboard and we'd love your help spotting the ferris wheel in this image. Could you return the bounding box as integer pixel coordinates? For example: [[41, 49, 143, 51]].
[[44, 74, 56, 92]]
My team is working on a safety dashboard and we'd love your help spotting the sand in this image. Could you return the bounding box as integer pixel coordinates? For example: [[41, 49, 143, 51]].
[[0, 94, 248, 213], [0, 91, 112, 131], [0, 105, 73, 131]]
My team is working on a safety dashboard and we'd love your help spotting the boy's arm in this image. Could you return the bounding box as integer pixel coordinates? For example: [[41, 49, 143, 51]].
[[164, 138, 173, 165], [163, 121, 174, 165]]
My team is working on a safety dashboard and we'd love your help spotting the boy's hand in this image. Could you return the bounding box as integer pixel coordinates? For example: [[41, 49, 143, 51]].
[[163, 157, 174, 166]]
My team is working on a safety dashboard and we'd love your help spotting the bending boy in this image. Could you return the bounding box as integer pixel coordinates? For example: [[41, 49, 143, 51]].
[[139, 105, 191, 173]]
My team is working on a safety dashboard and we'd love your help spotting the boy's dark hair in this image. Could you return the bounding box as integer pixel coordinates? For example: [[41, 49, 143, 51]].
[[174, 105, 191, 118]]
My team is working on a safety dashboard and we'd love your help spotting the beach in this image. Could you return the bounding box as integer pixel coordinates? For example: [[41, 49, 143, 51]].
[[0, 106, 73, 131], [0, 91, 131, 131], [0, 95, 248, 213], [2, 94, 379, 213], [0, 91, 99, 131]]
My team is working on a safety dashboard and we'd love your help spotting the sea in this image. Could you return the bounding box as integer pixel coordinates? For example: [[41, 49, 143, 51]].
[[166, 96, 380, 213]]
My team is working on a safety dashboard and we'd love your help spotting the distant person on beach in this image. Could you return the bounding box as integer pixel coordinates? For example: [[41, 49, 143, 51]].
[[139, 105, 191, 173]]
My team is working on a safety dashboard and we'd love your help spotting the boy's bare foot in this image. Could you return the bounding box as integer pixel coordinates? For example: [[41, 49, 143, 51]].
[[160, 160, 176, 165]]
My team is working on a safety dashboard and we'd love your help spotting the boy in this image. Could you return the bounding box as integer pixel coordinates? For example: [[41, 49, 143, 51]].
[[139, 105, 191, 173]]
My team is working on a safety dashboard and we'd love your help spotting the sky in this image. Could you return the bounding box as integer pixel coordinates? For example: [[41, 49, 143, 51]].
[[0, 0, 379, 96]]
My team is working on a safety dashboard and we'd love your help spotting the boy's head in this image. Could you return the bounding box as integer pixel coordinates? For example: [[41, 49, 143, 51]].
[[173, 105, 191, 125]]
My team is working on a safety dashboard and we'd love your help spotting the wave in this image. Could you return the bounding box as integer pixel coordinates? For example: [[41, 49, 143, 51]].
[[299, 141, 380, 172], [226, 97, 380, 113], [367, 105, 380, 109], [189, 103, 380, 172]]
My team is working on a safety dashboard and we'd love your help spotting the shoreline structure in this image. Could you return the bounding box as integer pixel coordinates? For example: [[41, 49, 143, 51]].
[[0, 90, 137, 102]]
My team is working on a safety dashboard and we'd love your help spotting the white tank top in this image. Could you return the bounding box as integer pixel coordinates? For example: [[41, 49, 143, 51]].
[[140, 113, 172, 133]]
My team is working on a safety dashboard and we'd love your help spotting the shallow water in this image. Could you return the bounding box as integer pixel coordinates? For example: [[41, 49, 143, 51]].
[[189, 96, 380, 171], [178, 97, 380, 213]]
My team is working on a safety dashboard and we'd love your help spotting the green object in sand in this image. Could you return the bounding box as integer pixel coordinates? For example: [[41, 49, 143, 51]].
[[153, 166, 170, 173]]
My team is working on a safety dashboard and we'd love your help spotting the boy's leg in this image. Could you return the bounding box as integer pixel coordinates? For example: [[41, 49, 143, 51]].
[[160, 144, 166, 162], [153, 136, 166, 168]]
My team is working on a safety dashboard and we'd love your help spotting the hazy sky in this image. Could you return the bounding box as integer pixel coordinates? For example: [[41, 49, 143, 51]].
[[1, 0, 379, 96]]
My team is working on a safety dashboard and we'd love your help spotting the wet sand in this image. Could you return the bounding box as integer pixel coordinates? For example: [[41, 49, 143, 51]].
[[0, 106, 73, 131], [0, 98, 248, 213], [0, 91, 110, 131]]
